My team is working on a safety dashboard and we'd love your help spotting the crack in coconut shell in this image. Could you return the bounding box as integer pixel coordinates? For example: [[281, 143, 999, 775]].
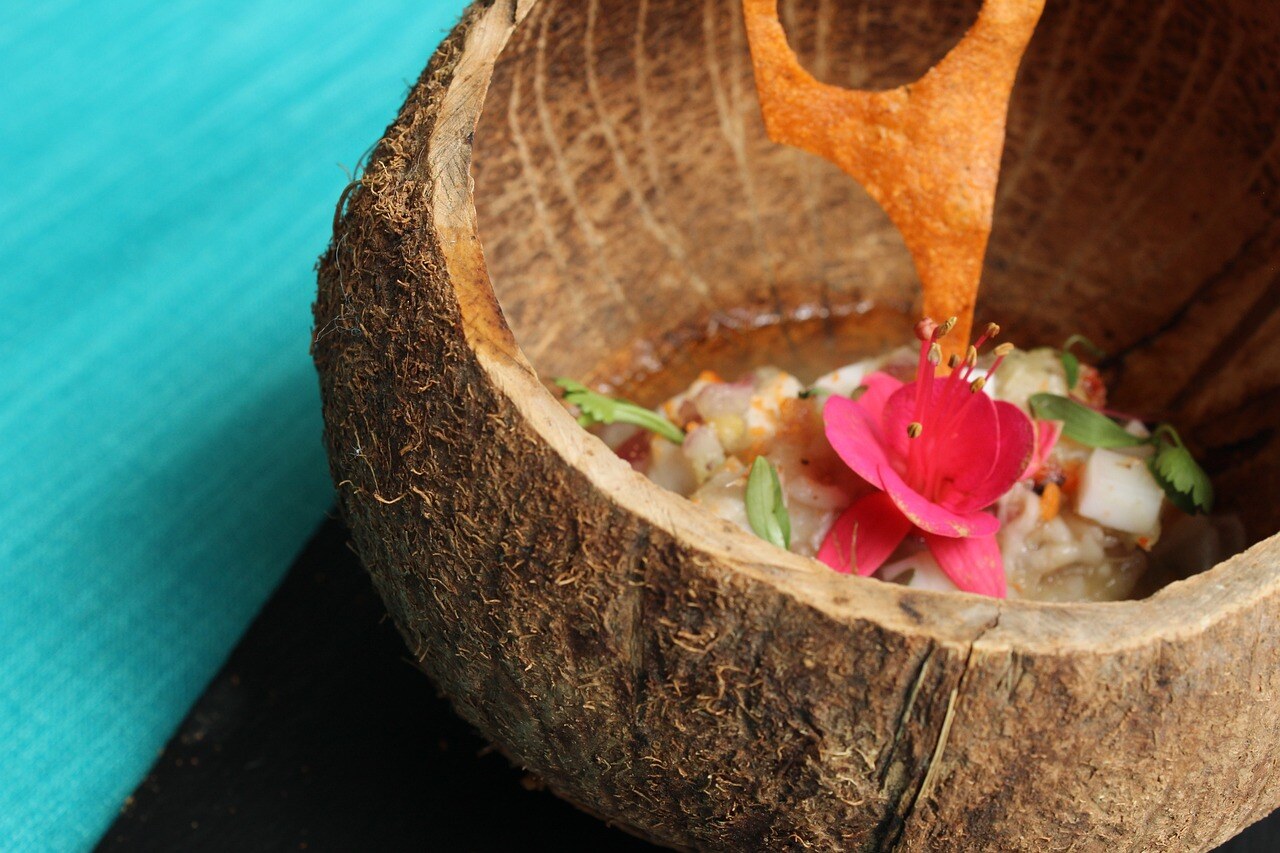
[[742, 0, 1046, 354]]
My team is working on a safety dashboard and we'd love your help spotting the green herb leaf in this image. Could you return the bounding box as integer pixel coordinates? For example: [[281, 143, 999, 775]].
[[1063, 334, 1107, 360], [1148, 427, 1214, 514], [555, 379, 685, 444], [1148, 458, 1198, 515], [746, 456, 791, 550], [1060, 351, 1080, 390], [1060, 335, 1105, 391], [1028, 394, 1147, 449]]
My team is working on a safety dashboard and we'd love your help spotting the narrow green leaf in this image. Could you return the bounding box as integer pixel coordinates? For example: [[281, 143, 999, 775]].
[[771, 465, 791, 549], [1061, 334, 1106, 392], [1028, 394, 1146, 449], [746, 456, 790, 550], [555, 378, 685, 444], [1060, 351, 1080, 390], [1063, 334, 1107, 360], [745, 457, 776, 545]]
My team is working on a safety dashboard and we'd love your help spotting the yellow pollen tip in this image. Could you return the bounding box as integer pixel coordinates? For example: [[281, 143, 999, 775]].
[[966, 345, 978, 366], [935, 316, 958, 339], [970, 377, 987, 393], [907, 422, 923, 439], [994, 342, 1014, 357], [927, 343, 942, 365], [985, 322, 1001, 338], [947, 354, 961, 369]]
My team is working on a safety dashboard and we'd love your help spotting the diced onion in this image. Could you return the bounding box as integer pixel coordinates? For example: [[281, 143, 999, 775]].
[[988, 348, 1069, 411], [779, 471, 845, 510], [743, 369, 805, 440], [682, 425, 726, 485], [812, 358, 880, 398], [647, 436, 697, 495], [694, 381, 753, 422], [1074, 448, 1164, 535]]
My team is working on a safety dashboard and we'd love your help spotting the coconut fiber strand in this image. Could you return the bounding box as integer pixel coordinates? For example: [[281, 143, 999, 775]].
[[0, 1, 467, 849]]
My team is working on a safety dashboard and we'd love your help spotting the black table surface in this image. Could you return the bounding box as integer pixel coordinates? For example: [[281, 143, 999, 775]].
[[99, 515, 1278, 852]]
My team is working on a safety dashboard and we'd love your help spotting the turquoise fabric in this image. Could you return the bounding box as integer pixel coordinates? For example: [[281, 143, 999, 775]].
[[0, 1, 466, 848]]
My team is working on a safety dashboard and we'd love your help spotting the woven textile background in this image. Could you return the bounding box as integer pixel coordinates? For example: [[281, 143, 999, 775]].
[[0, 2, 467, 848]]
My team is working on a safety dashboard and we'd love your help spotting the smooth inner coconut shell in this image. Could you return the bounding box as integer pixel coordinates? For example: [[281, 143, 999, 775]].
[[313, 0, 1280, 849]]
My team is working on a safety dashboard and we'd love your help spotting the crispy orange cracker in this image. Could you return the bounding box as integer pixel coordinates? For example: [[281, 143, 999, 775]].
[[742, 0, 1045, 352]]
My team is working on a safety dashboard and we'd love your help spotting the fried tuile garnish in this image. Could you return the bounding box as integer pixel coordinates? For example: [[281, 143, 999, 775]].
[[742, 0, 1045, 355]]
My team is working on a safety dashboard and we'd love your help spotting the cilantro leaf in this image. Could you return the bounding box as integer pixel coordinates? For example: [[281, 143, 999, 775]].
[[1028, 394, 1146, 449], [555, 379, 685, 444], [1149, 427, 1214, 514], [746, 456, 791, 550]]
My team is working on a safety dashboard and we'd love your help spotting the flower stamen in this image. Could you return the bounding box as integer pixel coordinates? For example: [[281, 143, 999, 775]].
[[958, 345, 979, 382], [919, 320, 1006, 493], [910, 329, 943, 483], [986, 342, 1015, 381]]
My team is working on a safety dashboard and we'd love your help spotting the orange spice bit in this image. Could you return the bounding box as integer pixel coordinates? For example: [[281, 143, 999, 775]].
[[742, 0, 1046, 357], [744, 396, 811, 463], [1060, 462, 1082, 499], [776, 396, 814, 434], [1039, 481, 1062, 522]]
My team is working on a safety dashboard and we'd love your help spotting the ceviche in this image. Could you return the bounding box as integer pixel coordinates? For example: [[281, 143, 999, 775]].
[[558, 319, 1237, 601]]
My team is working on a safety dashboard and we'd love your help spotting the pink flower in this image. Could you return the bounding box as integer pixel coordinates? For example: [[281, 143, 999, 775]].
[[817, 321, 1049, 597]]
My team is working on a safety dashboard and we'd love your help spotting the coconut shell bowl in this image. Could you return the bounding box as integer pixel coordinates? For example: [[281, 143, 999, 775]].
[[312, 0, 1280, 849]]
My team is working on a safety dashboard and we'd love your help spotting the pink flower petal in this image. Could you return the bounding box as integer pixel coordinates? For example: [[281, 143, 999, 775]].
[[823, 394, 892, 490], [934, 389, 1001, 479], [1024, 419, 1063, 480], [879, 463, 1000, 538], [906, 385, 1002, 506], [853, 372, 903, 424], [924, 532, 1007, 597], [879, 383, 918, 462], [948, 401, 1037, 513], [816, 492, 912, 575]]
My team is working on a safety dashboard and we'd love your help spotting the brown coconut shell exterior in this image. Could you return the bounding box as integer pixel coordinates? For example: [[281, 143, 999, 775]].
[[313, 0, 1280, 849]]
